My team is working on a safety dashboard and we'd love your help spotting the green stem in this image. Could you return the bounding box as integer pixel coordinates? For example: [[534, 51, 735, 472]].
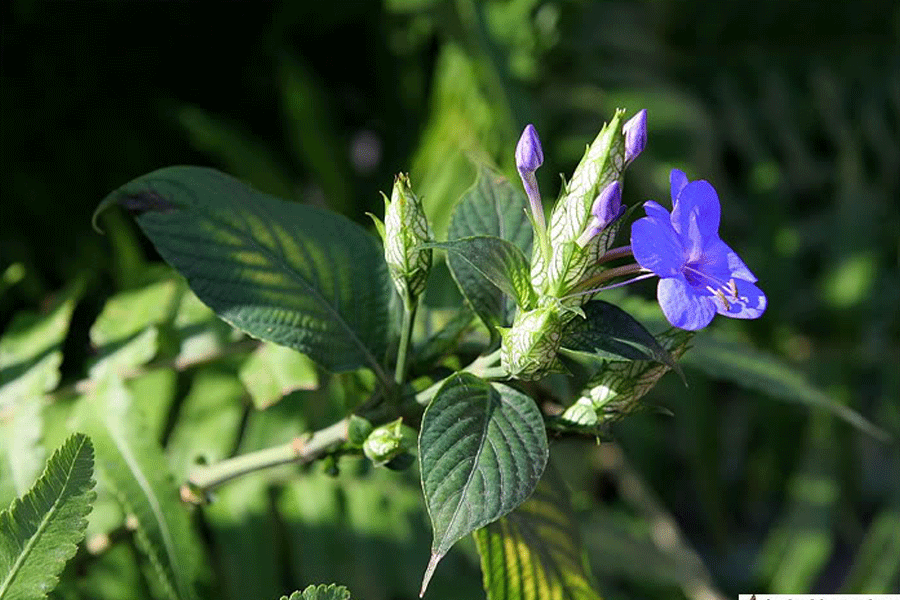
[[186, 419, 349, 496], [394, 299, 418, 385]]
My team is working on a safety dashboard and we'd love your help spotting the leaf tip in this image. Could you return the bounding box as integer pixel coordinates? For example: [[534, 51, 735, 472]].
[[419, 553, 443, 597]]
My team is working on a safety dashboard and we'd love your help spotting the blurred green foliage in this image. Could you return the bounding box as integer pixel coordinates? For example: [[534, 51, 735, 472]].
[[2, 0, 898, 598]]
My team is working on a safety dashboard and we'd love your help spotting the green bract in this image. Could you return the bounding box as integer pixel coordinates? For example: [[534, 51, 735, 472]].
[[532, 109, 626, 298], [371, 173, 433, 306], [499, 304, 566, 380]]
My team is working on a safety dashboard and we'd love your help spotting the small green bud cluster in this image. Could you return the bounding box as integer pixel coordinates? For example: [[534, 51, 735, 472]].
[[370, 173, 433, 307], [362, 417, 417, 467]]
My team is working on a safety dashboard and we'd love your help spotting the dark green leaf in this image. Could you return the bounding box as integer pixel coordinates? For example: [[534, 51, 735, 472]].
[[474, 463, 602, 600], [77, 376, 205, 600], [418, 373, 548, 595], [279, 583, 351, 600], [0, 433, 96, 600], [95, 166, 390, 379], [559, 301, 679, 370], [426, 237, 535, 311], [446, 165, 534, 334]]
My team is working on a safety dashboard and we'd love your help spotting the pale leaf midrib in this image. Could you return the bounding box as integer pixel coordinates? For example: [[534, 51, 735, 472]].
[[0, 436, 88, 599], [105, 413, 192, 600], [436, 381, 493, 555]]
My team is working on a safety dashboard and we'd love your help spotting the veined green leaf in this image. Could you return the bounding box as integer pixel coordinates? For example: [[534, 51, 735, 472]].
[[685, 333, 889, 441], [427, 237, 535, 312], [279, 584, 351, 600], [446, 165, 534, 335], [418, 374, 548, 595], [0, 433, 96, 600], [239, 343, 318, 410], [559, 301, 679, 369], [95, 166, 390, 379], [77, 375, 205, 600], [474, 464, 602, 600]]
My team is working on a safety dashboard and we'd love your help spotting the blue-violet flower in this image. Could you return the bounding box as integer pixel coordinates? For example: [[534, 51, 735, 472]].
[[630, 169, 766, 330], [515, 124, 546, 231], [623, 109, 647, 166]]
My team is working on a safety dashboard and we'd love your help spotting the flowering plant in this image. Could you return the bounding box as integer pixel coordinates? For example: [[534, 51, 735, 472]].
[[72, 108, 771, 599]]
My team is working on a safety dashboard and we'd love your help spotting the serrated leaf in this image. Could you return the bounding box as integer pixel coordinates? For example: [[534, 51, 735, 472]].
[[427, 237, 535, 311], [95, 166, 390, 379], [552, 329, 692, 435], [684, 333, 890, 441], [239, 343, 318, 410], [446, 165, 534, 335], [418, 373, 548, 595], [0, 433, 96, 600], [76, 375, 205, 600], [474, 464, 602, 600], [279, 583, 351, 600], [559, 301, 678, 369]]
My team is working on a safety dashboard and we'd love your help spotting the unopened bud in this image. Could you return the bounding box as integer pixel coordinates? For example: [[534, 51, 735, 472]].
[[370, 173, 433, 305], [515, 124, 546, 232], [575, 181, 624, 248], [363, 418, 417, 466], [623, 109, 647, 166]]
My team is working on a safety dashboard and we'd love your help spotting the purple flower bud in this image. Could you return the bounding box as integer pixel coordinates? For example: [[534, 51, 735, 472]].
[[516, 124, 544, 174], [515, 124, 546, 231], [576, 181, 624, 247], [623, 109, 647, 166]]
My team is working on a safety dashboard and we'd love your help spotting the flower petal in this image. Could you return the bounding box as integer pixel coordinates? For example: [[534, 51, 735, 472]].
[[712, 278, 767, 320], [670, 169, 688, 205], [657, 276, 717, 330], [643, 200, 671, 223], [704, 239, 758, 282], [631, 207, 684, 277], [671, 180, 721, 260]]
